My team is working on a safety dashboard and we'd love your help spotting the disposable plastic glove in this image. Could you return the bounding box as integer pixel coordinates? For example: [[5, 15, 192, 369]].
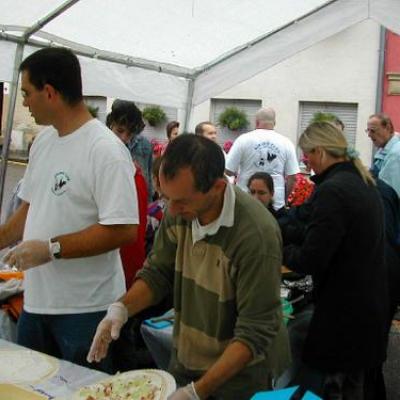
[[3, 240, 51, 271], [87, 302, 128, 363], [168, 383, 201, 400]]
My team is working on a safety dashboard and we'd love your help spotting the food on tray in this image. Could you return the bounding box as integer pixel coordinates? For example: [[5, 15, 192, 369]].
[[0, 350, 58, 384], [75, 371, 167, 400]]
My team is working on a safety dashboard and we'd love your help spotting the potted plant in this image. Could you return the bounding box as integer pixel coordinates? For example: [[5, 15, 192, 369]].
[[218, 106, 249, 131], [142, 105, 167, 127]]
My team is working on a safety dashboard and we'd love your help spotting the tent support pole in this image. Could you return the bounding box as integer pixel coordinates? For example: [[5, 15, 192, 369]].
[[0, 43, 25, 216], [183, 79, 194, 132], [23, 0, 82, 39]]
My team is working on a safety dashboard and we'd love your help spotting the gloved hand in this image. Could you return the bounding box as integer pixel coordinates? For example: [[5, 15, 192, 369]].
[[168, 383, 201, 400], [87, 302, 128, 363], [3, 240, 51, 271]]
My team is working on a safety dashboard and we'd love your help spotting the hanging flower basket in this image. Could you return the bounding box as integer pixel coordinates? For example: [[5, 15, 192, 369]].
[[142, 105, 167, 127], [218, 106, 249, 131]]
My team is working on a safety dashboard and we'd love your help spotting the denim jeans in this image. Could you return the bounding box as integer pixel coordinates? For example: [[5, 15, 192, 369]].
[[17, 309, 113, 373]]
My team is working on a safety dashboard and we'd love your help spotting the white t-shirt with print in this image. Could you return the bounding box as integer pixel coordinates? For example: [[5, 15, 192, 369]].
[[226, 129, 300, 209], [19, 119, 139, 314]]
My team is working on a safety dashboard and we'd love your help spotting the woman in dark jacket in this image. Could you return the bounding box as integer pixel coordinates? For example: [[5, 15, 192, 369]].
[[284, 122, 390, 399]]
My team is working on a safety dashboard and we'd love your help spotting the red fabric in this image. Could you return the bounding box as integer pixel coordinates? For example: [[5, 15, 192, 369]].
[[287, 173, 315, 207], [120, 165, 148, 289], [0, 271, 24, 320]]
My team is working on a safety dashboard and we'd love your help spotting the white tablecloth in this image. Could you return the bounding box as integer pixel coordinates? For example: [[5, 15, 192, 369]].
[[0, 338, 109, 399]]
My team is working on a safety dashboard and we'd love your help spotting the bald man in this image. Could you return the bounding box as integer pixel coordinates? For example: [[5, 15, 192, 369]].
[[226, 107, 299, 210]]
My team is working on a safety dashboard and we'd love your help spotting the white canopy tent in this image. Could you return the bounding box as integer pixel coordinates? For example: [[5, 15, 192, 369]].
[[0, 0, 400, 207]]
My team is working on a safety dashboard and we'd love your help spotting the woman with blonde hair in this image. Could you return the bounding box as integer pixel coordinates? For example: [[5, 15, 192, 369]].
[[283, 122, 389, 399]]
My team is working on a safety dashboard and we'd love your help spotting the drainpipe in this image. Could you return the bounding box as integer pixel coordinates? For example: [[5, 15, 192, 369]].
[[375, 26, 386, 113], [183, 79, 195, 132], [370, 26, 386, 165]]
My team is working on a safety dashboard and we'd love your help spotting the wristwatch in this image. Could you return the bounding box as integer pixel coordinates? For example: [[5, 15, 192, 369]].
[[49, 238, 62, 259]]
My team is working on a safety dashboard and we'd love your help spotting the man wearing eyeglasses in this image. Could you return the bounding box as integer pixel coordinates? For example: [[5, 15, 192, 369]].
[[367, 113, 400, 197]]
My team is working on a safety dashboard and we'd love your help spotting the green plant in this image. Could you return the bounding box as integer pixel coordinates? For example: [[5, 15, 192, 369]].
[[86, 104, 99, 118], [142, 105, 167, 127], [311, 111, 338, 124], [218, 106, 249, 131]]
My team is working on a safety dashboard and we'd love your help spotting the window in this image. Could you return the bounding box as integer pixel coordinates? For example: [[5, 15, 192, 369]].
[[298, 101, 358, 147], [211, 98, 262, 145], [136, 103, 177, 143]]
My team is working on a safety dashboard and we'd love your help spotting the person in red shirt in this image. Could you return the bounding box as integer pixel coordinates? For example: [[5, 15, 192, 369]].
[[120, 162, 147, 288], [106, 101, 148, 288]]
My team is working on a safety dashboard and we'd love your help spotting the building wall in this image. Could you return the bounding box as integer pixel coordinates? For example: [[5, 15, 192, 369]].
[[192, 20, 381, 167], [1, 83, 43, 153], [1, 83, 40, 136], [382, 30, 400, 131]]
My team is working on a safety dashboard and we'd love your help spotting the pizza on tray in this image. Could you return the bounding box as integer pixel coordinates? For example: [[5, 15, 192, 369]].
[[74, 370, 176, 400]]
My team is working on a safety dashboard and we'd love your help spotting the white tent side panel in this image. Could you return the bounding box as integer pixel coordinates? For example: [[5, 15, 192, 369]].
[[192, 0, 369, 106], [78, 57, 189, 110], [0, 41, 18, 82], [18, 45, 190, 110]]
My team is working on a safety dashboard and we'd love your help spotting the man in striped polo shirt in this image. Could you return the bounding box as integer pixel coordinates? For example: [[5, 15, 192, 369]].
[[88, 134, 290, 399]]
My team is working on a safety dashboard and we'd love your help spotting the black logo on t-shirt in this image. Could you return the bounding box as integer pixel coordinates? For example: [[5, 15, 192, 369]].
[[51, 172, 70, 196], [254, 142, 280, 169]]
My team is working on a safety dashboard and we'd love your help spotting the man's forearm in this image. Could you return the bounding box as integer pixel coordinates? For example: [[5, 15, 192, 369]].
[[194, 340, 253, 399], [52, 223, 137, 259], [121, 278, 155, 317], [0, 201, 29, 249]]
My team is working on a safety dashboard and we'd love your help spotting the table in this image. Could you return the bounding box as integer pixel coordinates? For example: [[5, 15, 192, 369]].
[[0, 338, 108, 399]]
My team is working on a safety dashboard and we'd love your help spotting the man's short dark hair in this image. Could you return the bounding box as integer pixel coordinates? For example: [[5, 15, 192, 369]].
[[107, 99, 145, 135], [195, 121, 214, 136], [161, 134, 225, 193], [166, 121, 179, 139], [19, 48, 83, 106]]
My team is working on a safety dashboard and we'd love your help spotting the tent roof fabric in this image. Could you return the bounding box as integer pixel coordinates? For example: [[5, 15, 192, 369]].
[[0, 0, 399, 109], [1, 0, 327, 68]]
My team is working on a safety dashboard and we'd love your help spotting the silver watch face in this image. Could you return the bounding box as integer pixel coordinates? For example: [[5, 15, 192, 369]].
[[51, 241, 61, 256]]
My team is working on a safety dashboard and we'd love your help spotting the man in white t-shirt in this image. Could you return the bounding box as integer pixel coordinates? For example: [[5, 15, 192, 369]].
[[226, 107, 300, 210], [0, 48, 138, 372]]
